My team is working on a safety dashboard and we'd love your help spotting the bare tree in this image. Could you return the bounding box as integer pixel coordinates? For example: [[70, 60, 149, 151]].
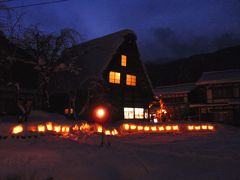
[[18, 26, 83, 108]]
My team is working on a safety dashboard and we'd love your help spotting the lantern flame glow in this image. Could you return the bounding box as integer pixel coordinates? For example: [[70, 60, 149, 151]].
[[12, 125, 23, 134]]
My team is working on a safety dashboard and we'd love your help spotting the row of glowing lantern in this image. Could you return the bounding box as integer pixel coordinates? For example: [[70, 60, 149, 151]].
[[121, 124, 214, 132], [12, 122, 119, 136], [11, 123, 215, 136]]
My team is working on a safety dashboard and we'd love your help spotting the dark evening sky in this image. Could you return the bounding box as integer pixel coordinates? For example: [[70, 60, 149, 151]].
[[4, 0, 240, 62]]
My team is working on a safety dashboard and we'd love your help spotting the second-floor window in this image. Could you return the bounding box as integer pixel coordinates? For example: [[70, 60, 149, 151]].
[[121, 55, 127, 67], [212, 86, 233, 99], [126, 74, 136, 86], [109, 71, 121, 84]]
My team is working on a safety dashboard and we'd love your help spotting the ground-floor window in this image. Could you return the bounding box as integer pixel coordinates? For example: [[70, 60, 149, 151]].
[[124, 107, 134, 119], [124, 107, 146, 119]]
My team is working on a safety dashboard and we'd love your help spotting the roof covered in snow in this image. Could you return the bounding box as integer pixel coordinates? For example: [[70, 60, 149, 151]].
[[61, 29, 137, 83], [197, 69, 240, 85], [154, 83, 196, 95]]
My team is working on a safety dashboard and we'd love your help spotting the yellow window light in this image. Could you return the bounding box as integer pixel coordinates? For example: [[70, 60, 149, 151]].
[[109, 71, 121, 84], [121, 55, 127, 67], [126, 74, 136, 86]]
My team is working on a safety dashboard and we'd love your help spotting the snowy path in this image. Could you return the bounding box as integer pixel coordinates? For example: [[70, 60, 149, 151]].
[[0, 126, 240, 180]]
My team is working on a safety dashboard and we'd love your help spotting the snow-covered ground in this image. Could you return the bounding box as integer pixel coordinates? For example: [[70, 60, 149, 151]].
[[0, 111, 240, 180]]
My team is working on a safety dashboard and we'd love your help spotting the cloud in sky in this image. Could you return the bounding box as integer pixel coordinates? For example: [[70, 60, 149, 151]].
[[4, 0, 240, 61]]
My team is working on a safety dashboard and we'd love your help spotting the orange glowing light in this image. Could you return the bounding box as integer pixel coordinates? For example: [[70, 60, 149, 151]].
[[158, 126, 164, 131], [72, 124, 79, 131], [137, 126, 143, 131], [79, 123, 90, 131], [62, 126, 70, 133], [105, 130, 111, 135], [166, 126, 172, 131], [97, 125, 103, 133], [38, 125, 45, 132], [111, 129, 118, 135], [208, 125, 214, 130], [194, 126, 201, 130], [96, 108, 105, 119], [46, 122, 53, 131], [188, 125, 194, 130], [12, 125, 23, 134], [54, 125, 61, 133], [123, 124, 130, 130], [144, 126, 150, 131], [130, 125, 137, 130], [201, 125, 207, 130], [151, 126, 157, 131], [173, 125, 179, 131]]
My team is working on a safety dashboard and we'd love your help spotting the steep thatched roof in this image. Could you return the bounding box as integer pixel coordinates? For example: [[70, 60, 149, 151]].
[[62, 29, 137, 83]]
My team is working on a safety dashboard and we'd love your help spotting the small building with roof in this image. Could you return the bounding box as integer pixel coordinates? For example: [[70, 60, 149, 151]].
[[154, 83, 197, 121], [48, 29, 154, 121], [190, 69, 240, 125]]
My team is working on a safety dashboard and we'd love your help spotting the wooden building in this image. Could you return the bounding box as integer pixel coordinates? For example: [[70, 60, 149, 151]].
[[190, 70, 240, 125], [154, 83, 196, 120], [48, 30, 154, 121]]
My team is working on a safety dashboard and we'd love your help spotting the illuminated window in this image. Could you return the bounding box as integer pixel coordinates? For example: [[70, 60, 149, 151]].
[[124, 107, 134, 119], [109, 71, 121, 84], [126, 74, 136, 86], [124, 107, 145, 119], [135, 108, 144, 119], [121, 55, 127, 67]]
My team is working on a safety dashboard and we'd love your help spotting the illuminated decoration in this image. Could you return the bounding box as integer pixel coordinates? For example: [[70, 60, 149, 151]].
[[46, 122, 53, 131], [109, 71, 121, 84], [188, 125, 194, 130], [156, 99, 168, 121], [126, 74, 136, 86], [12, 125, 23, 134], [173, 125, 179, 131], [158, 126, 164, 131], [187, 125, 215, 131], [151, 126, 157, 131], [37, 125, 45, 132], [144, 126, 150, 131], [130, 124, 137, 130], [124, 107, 134, 119], [61, 126, 70, 133], [79, 123, 91, 131], [9, 123, 215, 138], [194, 126, 201, 130], [166, 126, 172, 131], [97, 125, 103, 133], [105, 130, 111, 135], [121, 123, 214, 133], [123, 123, 130, 130], [121, 55, 127, 67], [137, 125, 143, 131], [72, 124, 79, 131], [208, 125, 214, 130], [54, 125, 61, 133], [111, 129, 118, 135]]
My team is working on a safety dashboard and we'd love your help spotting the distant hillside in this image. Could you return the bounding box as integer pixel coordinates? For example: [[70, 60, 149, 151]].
[[145, 45, 240, 87]]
